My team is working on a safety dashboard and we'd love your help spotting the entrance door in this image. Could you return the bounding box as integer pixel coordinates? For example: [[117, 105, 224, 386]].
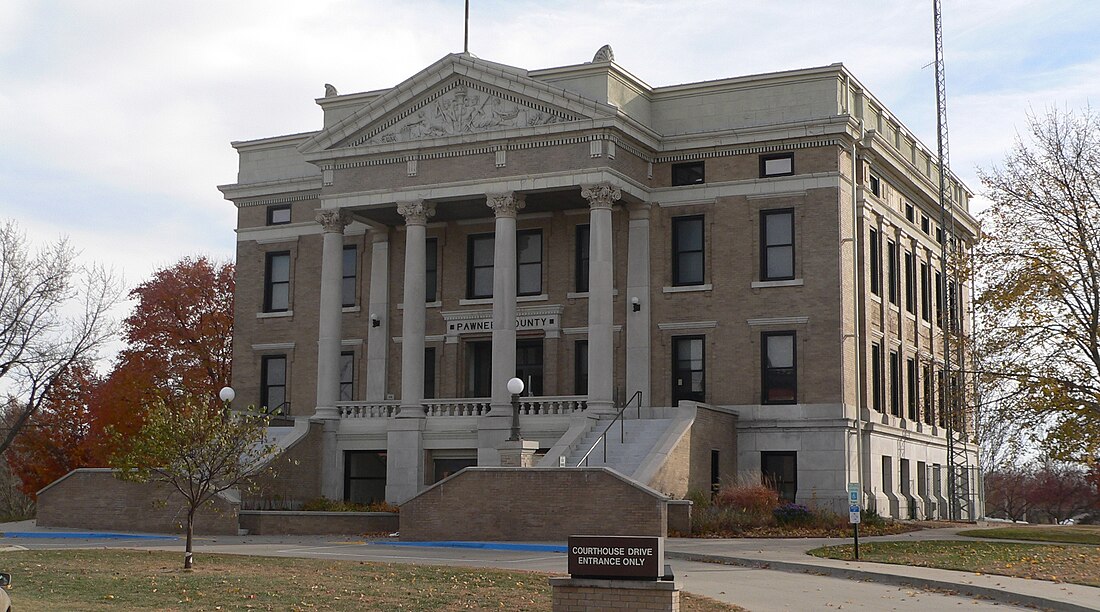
[[465, 340, 492, 397], [515, 339, 544, 396]]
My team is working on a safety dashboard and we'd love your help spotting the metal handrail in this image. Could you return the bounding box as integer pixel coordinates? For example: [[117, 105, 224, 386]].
[[576, 391, 643, 467]]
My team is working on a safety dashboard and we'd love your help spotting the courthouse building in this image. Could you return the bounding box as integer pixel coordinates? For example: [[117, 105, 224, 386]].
[[219, 48, 980, 515]]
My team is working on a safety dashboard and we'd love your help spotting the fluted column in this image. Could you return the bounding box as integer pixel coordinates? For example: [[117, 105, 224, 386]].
[[397, 200, 434, 416], [487, 192, 525, 413], [582, 183, 620, 415], [314, 209, 349, 419]]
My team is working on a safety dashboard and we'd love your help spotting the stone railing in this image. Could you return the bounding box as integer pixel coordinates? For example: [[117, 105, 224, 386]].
[[338, 396, 587, 419]]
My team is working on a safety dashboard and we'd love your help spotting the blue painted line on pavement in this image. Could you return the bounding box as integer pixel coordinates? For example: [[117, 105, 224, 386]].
[[369, 540, 566, 553], [0, 532, 178, 540]]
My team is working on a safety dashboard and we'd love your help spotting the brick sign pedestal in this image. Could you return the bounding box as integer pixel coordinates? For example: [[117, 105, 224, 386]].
[[550, 577, 680, 612]]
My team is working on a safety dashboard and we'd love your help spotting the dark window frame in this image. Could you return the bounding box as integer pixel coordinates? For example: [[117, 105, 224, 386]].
[[516, 229, 543, 297], [869, 174, 881, 197], [869, 228, 881, 296], [762, 331, 797, 405], [339, 350, 354, 401], [887, 240, 898, 304], [871, 342, 883, 412], [515, 338, 545, 396], [671, 161, 705, 186], [761, 451, 798, 503], [760, 208, 795, 281], [267, 205, 291, 225], [906, 357, 917, 421], [425, 238, 438, 303], [574, 340, 588, 395], [343, 450, 387, 504], [672, 335, 706, 404], [260, 354, 287, 414], [920, 262, 931, 322], [672, 215, 705, 286], [904, 250, 916, 314], [575, 224, 590, 293], [342, 245, 357, 308], [905, 202, 915, 222], [466, 233, 495, 299], [759, 152, 795, 177], [424, 346, 436, 399], [890, 350, 901, 417], [263, 251, 291, 313]]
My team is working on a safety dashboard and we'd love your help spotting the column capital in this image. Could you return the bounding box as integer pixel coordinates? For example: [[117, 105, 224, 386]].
[[397, 200, 435, 226], [627, 201, 653, 220], [315, 209, 350, 233], [486, 192, 526, 218], [581, 183, 621, 210]]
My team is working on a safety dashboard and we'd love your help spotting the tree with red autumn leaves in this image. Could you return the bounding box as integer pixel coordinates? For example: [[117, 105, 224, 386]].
[[5, 257, 234, 497]]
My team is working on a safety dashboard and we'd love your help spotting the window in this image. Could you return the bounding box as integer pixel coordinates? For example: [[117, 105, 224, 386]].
[[710, 450, 721, 496], [671, 161, 705, 186], [342, 245, 357, 308], [672, 336, 705, 403], [575, 224, 590, 292], [762, 331, 796, 404], [906, 357, 917, 421], [760, 152, 794, 177], [260, 355, 287, 413], [869, 228, 881, 296], [869, 174, 881, 197], [425, 238, 438, 303], [339, 351, 354, 401], [264, 252, 290, 312], [344, 451, 386, 504], [923, 364, 934, 425], [920, 262, 931, 322], [761, 209, 795, 281], [904, 250, 915, 314], [515, 339, 544, 396], [672, 216, 705, 286], [882, 455, 893, 493], [905, 202, 914, 222], [871, 342, 883, 412], [937, 371, 946, 427], [424, 347, 436, 399], [465, 340, 492, 397], [517, 229, 542, 296], [921, 214, 930, 234], [466, 234, 494, 299], [267, 205, 291, 225], [890, 350, 900, 416], [887, 240, 898, 304], [935, 270, 944, 327], [574, 340, 588, 395], [761, 451, 797, 503], [936, 226, 944, 244]]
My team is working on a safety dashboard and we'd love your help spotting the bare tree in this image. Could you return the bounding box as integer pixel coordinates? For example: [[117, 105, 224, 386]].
[[977, 107, 1100, 464], [0, 219, 120, 455]]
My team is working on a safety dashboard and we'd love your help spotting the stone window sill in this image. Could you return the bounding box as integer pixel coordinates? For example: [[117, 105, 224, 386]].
[[257, 310, 293, 319], [662, 284, 712, 294], [751, 279, 804, 289]]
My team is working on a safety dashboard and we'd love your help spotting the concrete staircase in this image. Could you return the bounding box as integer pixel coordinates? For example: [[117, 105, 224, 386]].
[[564, 418, 675, 478]]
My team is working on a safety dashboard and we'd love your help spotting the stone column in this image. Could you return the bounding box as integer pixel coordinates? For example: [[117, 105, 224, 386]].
[[397, 200, 434, 414], [314, 209, 349, 419], [487, 192, 525, 412], [314, 209, 349, 501], [387, 200, 434, 504], [582, 183, 620, 415], [365, 230, 389, 401], [625, 203, 651, 407]]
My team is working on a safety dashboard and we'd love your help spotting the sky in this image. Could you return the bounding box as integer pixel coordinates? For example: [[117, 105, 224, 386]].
[[1, 0, 1098, 294]]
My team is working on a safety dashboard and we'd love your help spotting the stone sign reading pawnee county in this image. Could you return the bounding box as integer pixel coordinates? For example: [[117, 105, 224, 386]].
[[567, 535, 664, 580]]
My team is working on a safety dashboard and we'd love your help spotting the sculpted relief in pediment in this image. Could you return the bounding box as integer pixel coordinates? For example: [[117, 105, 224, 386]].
[[358, 80, 581, 145]]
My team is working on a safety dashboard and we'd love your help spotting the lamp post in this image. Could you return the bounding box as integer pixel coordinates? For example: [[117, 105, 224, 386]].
[[218, 386, 235, 419], [506, 377, 524, 441]]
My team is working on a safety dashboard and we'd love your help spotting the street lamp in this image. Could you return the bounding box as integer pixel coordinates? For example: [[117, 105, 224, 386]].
[[507, 377, 524, 441], [219, 386, 235, 419]]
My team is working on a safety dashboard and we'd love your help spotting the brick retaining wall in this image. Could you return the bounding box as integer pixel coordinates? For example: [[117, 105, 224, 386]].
[[37, 468, 239, 535], [401, 467, 672, 541], [238, 511, 398, 535]]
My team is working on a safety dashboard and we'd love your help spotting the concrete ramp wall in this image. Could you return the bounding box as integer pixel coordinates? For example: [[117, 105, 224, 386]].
[[400, 467, 675, 541]]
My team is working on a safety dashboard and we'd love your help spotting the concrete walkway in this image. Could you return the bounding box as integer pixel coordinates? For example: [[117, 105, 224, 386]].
[[665, 528, 1100, 611], [2, 521, 1097, 610]]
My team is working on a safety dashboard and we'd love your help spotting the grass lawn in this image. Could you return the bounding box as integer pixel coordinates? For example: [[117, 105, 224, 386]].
[[808, 540, 1100, 587], [0, 549, 743, 611], [958, 525, 1100, 545]]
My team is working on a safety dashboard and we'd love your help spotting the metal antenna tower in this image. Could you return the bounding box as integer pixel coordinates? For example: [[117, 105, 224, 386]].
[[933, 0, 973, 521]]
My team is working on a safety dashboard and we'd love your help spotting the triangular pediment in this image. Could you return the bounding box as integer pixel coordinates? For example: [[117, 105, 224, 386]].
[[300, 54, 614, 155]]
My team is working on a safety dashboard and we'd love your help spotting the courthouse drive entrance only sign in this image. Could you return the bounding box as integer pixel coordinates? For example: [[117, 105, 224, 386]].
[[567, 535, 664, 580]]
